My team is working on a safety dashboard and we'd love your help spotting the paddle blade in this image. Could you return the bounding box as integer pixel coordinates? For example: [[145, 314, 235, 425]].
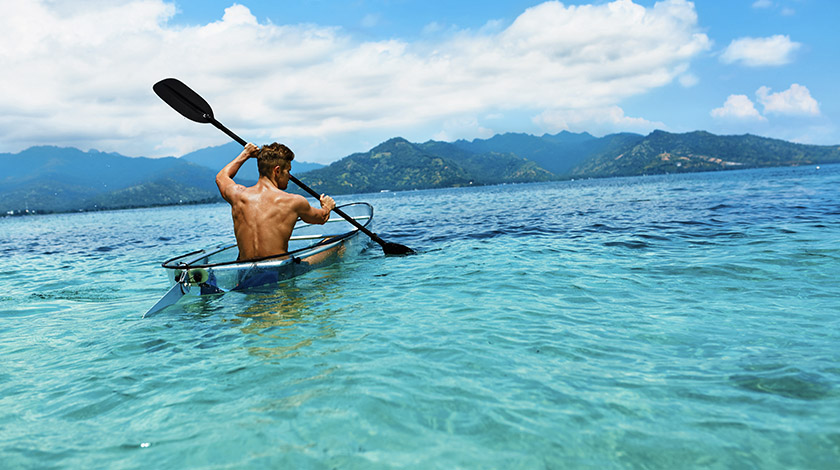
[[153, 78, 214, 123], [382, 242, 415, 256]]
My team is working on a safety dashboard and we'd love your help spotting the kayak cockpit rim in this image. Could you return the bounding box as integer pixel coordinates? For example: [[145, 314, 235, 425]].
[[160, 202, 374, 270]]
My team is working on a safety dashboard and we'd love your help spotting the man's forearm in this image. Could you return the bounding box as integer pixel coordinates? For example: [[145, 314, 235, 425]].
[[217, 144, 258, 188], [317, 195, 335, 224], [218, 148, 251, 180]]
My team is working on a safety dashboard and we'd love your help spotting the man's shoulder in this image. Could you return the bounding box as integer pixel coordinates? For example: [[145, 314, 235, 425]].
[[220, 181, 249, 202], [286, 192, 309, 207], [264, 187, 305, 205], [230, 183, 258, 199]]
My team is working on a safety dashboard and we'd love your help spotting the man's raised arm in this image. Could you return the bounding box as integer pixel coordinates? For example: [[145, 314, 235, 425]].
[[216, 143, 259, 202]]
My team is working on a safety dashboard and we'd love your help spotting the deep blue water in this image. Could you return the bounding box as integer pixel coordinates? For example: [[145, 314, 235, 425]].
[[1, 164, 838, 468]]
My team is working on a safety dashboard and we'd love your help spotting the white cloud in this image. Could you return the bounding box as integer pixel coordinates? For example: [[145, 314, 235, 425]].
[[678, 73, 699, 87], [432, 116, 495, 142], [720, 35, 801, 66], [534, 106, 666, 135], [422, 22, 445, 35], [711, 95, 766, 121], [0, 0, 711, 159], [711, 84, 820, 123], [361, 13, 381, 29], [750, 1, 796, 15], [757, 84, 820, 116]]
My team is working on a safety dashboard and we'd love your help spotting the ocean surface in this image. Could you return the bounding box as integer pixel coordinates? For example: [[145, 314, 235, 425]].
[[1, 164, 838, 469]]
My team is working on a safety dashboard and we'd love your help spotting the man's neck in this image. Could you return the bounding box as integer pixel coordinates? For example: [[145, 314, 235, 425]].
[[257, 175, 278, 190]]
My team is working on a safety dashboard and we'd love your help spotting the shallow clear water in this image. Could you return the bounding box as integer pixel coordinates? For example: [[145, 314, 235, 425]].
[[1, 165, 838, 469]]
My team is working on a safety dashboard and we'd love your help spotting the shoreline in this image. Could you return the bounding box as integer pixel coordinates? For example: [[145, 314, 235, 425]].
[[2, 162, 833, 220]]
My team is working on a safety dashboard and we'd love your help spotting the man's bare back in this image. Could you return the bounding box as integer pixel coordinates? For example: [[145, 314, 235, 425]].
[[216, 143, 335, 260]]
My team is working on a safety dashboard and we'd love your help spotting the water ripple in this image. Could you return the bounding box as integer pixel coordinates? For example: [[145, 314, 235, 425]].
[[1, 165, 839, 468]]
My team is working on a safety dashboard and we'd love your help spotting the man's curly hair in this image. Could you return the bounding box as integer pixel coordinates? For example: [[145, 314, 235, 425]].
[[257, 142, 295, 177]]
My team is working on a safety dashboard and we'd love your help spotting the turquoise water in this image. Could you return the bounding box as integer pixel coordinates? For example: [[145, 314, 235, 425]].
[[1, 165, 838, 468]]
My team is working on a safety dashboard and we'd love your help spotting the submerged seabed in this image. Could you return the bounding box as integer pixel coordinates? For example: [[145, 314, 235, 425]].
[[1, 165, 839, 469]]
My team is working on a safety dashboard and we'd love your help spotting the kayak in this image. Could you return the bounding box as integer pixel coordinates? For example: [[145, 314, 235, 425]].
[[143, 202, 373, 317]]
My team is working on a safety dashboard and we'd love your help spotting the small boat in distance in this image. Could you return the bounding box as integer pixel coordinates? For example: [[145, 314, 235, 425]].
[[143, 202, 373, 317]]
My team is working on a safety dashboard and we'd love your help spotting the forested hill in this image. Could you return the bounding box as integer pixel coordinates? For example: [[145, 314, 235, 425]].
[[2, 130, 838, 215], [0, 146, 221, 214], [569, 130, 840, 177], [457, 130, 840, 177], [454, 130, 644, 175], [299, 137, 554, 195], [0, 145, 323, 215]]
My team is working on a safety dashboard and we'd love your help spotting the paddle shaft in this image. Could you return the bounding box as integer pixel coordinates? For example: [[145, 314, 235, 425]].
[[205, 115, 394, 250], [153, 77, 413, 254]]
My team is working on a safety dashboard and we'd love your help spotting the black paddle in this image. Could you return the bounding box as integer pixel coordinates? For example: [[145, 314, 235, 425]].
[[153, 78, 414, 255]]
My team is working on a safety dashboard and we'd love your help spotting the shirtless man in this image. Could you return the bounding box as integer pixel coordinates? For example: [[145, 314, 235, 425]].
[[216, 142, 335, 260]]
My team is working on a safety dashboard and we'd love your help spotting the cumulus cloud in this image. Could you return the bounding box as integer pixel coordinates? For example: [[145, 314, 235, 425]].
[[0, 0, 711, 159], [711, 84, 820, 121], [711, 95, 766, 121], [720, 35, 801, 66], [756, 84, 820, 116]]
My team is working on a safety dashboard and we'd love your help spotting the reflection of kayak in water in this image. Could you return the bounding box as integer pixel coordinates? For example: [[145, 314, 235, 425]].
[[143, 202, 373, 317]]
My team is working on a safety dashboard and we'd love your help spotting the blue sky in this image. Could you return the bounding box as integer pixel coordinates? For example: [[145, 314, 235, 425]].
[[1, 0, 837, 163]]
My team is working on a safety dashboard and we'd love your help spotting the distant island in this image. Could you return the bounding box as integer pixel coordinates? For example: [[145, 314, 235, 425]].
[[2, 130, 838, 215]]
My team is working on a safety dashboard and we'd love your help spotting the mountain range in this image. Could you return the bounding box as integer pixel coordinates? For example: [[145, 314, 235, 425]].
[[180, 142, 325, 181], [0, 145, 324, 214], [2, 130, 838, 214], [300, 137, 554, 194]]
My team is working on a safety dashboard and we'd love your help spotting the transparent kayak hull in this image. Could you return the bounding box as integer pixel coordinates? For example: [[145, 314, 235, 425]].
[[160, 202, 372, 297]]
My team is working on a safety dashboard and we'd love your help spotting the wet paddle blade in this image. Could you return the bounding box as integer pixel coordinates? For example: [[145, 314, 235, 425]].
[[143, 282, 184, 318], [153, 78, 214, 123], [382, 242, 415, 256]]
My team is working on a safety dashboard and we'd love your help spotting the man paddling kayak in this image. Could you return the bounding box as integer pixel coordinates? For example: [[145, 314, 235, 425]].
[[216, 142, 336, 260]]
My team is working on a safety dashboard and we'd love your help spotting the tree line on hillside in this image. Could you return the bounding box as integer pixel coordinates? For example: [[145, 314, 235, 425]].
[[2, 130, 838, 214]]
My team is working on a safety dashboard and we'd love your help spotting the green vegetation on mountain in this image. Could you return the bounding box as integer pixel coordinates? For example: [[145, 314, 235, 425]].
[[2, 130, 838, 215], [1, 180, 100, 213], [455, 131, 644, 175], [300, 138, 553, 195], [81, 179, 219, 211], [417, 141, 553, 184], [571, 130, 840, 177], [0, 146, 221, 214]]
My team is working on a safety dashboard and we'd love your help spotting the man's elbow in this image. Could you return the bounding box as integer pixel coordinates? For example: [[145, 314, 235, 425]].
[[215, 173, 229, 190], [317, 210, 331, 225], [215, 175, 233, 200]]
